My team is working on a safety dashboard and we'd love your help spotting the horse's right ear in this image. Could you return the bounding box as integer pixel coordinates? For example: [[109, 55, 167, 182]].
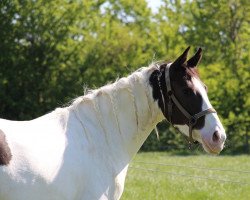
[[171, 46, 190, 67], [187, 47, 202, 68]]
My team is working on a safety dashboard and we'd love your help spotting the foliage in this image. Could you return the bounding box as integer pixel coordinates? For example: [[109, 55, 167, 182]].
[[0, 0, 249, 153]]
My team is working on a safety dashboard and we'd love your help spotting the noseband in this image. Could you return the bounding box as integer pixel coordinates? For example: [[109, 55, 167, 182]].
[[160, 64, 216, 148]]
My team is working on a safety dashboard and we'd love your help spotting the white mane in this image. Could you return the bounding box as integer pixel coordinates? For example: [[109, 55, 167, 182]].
[[69, 64, 162, 137], [71, 65, 157, 107]]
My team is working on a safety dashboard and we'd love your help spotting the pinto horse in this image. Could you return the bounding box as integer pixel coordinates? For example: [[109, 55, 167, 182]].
[[0, 47, 226, 200]]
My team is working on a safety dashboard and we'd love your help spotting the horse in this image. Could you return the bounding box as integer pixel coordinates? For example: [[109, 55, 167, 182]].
[[0, 47, 226, 200]]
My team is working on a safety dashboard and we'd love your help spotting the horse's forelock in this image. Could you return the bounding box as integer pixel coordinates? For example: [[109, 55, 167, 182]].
[[186, 66, 200, 79]]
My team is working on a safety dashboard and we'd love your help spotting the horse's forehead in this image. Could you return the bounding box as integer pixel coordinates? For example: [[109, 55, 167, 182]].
[[192, 77, 212, 109], [192, 77, 205, 94]]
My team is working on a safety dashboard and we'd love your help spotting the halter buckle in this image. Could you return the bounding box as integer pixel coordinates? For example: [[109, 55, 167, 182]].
[[167, 90, 173, 96], [189, 117, 197, 126]]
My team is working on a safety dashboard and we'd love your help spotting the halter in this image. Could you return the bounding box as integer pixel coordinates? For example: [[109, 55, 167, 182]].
[[160, 64, 216, 148]]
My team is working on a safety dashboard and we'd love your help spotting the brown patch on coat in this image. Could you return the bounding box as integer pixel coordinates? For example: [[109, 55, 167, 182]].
[[0, 129, 12, 165]]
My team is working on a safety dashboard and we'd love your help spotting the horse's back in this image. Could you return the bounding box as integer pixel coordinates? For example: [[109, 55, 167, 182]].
[[0, 110, 75, 200], [0, 111, 68, 169]]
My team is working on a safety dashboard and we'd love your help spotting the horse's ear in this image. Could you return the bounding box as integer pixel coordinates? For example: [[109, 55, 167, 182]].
[[172, 46, 190, 67], [187, 48, 202, 68]]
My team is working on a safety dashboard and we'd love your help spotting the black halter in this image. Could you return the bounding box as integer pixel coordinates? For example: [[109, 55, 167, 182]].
[[159, 63, 217, 148]]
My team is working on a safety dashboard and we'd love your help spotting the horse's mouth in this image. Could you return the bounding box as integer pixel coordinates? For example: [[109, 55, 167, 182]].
[[201, 139, 222, 155]]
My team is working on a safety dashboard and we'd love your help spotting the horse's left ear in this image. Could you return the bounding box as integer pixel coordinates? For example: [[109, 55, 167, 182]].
[[187, 48, 202, 68], [172, 46, 190, 67]]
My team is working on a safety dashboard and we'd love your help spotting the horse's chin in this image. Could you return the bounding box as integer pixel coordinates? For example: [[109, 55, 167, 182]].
[[193, 132, 224, 155], [201, 139, 223, 155]]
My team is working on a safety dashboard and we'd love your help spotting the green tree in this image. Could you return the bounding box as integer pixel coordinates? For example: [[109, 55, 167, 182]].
[[181, 0, 250, 153], [0, 0, 101, 119], [0, 0, 249, 153]]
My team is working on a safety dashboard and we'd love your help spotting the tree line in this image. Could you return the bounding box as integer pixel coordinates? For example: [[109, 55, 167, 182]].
[[0, 0, 249, 154]]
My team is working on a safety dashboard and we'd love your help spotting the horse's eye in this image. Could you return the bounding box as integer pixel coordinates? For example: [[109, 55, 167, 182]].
[[204, 85, 208, 92], [183, 88, 194, 96]]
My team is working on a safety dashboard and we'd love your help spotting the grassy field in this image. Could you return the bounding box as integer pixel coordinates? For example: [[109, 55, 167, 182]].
[[121, 152, 250, 200]]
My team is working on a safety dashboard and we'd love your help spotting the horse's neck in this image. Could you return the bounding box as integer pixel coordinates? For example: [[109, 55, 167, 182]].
[[112, 69, 164, 156], [70, 67, 164, 163]]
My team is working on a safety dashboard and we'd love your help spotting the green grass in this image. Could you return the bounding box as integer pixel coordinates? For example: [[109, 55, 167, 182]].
[[121, 152, 250, 200]]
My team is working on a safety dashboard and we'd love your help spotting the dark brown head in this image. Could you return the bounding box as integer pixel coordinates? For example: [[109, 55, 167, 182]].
[[149, 47, 226, 154]]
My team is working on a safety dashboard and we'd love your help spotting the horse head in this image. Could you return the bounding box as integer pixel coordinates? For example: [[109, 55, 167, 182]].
[[151, 47, 226, 154]]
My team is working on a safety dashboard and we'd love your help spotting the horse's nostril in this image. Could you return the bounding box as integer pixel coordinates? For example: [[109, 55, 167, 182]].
[[212, 131, 220, 142]]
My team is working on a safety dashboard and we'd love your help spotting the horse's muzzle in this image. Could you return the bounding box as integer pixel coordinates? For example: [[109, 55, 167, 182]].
[[201, 129, 226, 154]]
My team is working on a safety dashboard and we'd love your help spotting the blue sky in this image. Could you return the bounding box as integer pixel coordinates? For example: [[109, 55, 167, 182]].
[[146, 0, 163, 13]]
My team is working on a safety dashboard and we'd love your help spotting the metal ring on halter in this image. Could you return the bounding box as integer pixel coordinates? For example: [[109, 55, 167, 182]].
[[189, 117, 197, 126]]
